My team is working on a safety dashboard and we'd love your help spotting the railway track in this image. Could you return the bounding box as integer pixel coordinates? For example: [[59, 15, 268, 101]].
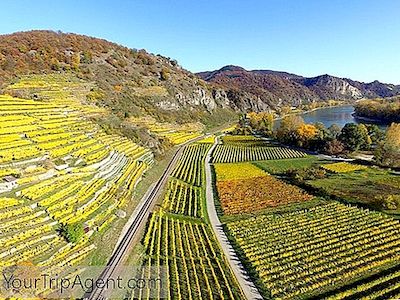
[[85, 144, 186, 300]]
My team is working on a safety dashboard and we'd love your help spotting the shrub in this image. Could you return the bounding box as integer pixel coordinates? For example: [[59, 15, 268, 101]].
[[160, 68, 170, 80], [60, 223, 84, 243], [324, 139, 345, 156], [286, 167, 327, 183], [377, 194, 400, 210]]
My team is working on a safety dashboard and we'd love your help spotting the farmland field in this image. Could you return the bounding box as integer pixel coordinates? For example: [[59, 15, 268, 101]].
[[162, 179, 203, 218], [134, 142, 244, 299], [0, 75, 157, 296], [211, 144, 306, 163], [211, 134, 400, 300], [214, 162, 267, 181], [226, 201, 400, 300], [321, 162, 368, 173], [307, 167, 400, 214], [254, 156, 327, 174], [221, 135, 269, 146], [133, 212, 243, 299], [215, 173, 313, 215], [171, 143, 210, 186]]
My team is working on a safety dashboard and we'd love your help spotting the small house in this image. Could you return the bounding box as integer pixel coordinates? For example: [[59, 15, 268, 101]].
[[55, 164, 69, 171], [3, 175, 18, 187], [0, 175, 19, 193]]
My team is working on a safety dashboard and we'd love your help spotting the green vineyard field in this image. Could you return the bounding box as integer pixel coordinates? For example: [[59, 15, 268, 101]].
[[163, 179, 203, 218], [211, 144, 306, 163], [134, 142, 244, 299], [171, 144, 210, 186], [226, 202, 400, 300], [132, 212, 243, 299]]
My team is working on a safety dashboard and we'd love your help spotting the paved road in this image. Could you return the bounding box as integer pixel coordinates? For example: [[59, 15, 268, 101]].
[[205, 139, 263, 300], [85, 144, 186, 300]]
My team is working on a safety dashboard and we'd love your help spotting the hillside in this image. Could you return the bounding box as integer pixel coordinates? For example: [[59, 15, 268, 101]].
[[0, 30, 235, 127], [198, 65, 400, 110], [1, 31, 399, 131]]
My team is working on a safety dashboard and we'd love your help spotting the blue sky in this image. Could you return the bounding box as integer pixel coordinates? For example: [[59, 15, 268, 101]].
[[1, 0, 399, 83]]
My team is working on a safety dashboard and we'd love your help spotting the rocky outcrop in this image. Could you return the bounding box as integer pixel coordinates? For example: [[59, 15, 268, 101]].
[[299, 75, 363, 99], [198, 66, 400, 112], [1, 31, 399, 121], [0, 30, 236, 124]]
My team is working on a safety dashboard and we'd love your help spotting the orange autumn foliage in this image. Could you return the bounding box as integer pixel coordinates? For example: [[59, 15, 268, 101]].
[[297, 124, 318, 140], [216, 176, 313, 215]]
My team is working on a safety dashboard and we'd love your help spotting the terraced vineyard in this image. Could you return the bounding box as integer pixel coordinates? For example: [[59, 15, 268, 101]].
[[211, 136, 306, 163], [130, 116, 203, 145], [134, 143, 244, 299], [226, 202, 400, 300], [0, 76, 154, 296]]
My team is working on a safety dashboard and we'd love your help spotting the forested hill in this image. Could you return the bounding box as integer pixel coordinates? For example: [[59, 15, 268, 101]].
[[0, 30, 236, 126], [1, 30, 399, 125], [198, 65, 400, 111]]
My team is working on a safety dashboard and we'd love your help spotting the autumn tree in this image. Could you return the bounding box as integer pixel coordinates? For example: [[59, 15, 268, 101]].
[[81, 50, 93, 63], [358, 124, 372, 149], [375, 123, 400, 167], [276, 115, 304, 144], [354, 98, 400, 123], [278, 105, 292, 116], [324, 139, 345, 156], [296, 124, 318, 147], [71, 52, 80, 71], [328, 124, 341, 139], [365, 124, 385, 144], [248, 112, 274, 135], [310, 122, 332, 151]]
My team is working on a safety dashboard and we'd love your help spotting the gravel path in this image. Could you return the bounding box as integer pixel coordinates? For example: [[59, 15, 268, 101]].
[[205, 139, 263, 300]]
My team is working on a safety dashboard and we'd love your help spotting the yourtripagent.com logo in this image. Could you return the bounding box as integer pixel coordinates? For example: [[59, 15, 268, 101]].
[[0, 265, 167, 299]]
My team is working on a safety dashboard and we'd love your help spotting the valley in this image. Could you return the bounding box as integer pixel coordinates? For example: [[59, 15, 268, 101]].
[[128, 132, 400, 300], [209, 135, 400, 300], [0, 30, 399, 300]]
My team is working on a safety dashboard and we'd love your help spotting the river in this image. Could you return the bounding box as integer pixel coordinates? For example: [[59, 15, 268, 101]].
[[274, 105, 387, 129]]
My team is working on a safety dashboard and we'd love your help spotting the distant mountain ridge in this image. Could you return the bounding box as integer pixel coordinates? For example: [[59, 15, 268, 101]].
[[1, 30, 399, 121], [198, 65, 400, 111]]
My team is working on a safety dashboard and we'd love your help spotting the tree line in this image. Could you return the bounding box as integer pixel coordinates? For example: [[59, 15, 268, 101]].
[[237, 112, 400, 168], [354, 98, 400, 123]]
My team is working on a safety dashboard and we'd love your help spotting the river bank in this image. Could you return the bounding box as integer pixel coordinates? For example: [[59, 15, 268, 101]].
[[274, 104, 356, 129], [352, 114, 397, 125], [274, 103, 351, 122], [274, 104, 388, 130]]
